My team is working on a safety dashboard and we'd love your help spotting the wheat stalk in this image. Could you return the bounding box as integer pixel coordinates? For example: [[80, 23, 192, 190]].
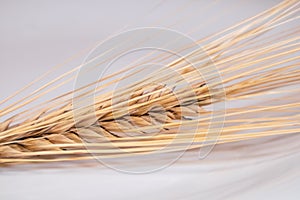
[[0, 0, 299, 166]]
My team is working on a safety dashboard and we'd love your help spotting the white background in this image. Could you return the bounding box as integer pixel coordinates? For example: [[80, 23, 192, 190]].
[[0, 0, 299, 199]]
